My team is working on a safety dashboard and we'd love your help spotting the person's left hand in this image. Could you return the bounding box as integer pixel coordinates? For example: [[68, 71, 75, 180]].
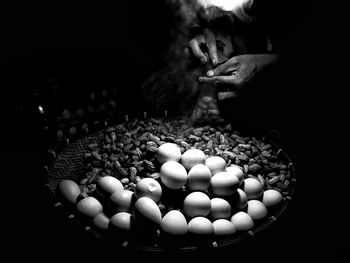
[[198, 54, 279, 89]]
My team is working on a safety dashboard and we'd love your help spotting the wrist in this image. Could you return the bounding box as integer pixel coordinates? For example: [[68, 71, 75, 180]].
[[254, 54, 280, 71]]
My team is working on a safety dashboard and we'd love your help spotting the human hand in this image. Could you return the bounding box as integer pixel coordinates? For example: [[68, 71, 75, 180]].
[[198, 54, 280, 88], [187, 28, 219, 66]]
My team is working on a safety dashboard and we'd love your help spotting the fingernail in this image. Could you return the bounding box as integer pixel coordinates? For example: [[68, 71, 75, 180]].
[[207, 70, 214, 77], [212, 58, 217, 65], [200, 57, 207, 64]]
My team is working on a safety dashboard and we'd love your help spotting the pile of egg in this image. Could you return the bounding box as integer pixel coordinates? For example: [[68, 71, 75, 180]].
[[58, 142, 284, 240]]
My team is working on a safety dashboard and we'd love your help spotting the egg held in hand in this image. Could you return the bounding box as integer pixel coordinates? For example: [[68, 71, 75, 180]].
[[77, 196, 103, 218], [181, 149, 206, 170], [183, 191, 211, 218], [135, 178, 162, 202], [156, 143, 182, 164], [205, 156, 226, 176], [161, 210, 187, 235], [160, 161, 187, 190], [187, 164, 212, 191], [211, 172, 239, 196], [58, 179, 81, 204]]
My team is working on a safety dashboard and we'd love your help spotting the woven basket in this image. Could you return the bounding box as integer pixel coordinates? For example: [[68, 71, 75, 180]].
[[39, 112, 295, 253]]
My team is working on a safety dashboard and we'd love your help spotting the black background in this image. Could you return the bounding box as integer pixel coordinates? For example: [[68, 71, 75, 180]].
[[0, 1, 341, 261]]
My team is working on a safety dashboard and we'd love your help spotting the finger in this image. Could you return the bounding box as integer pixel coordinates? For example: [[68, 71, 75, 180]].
[[198, 75, 238, 85], [189, 35, 207, 64], [206, 57, 239, 77], [204, 29, 218, 65]]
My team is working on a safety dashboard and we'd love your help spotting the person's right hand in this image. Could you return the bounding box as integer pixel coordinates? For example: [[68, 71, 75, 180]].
[[187, 28, 219, 66]]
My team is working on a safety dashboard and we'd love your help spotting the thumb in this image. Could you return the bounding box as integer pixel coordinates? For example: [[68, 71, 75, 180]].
[[206, 57, 238, 77]]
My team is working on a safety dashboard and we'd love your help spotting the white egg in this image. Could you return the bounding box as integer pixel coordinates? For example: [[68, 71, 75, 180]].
[[242, 178, 263, 200], [262, 189, 283, 207], [58, 180, 81, 204], [187, 164, 212, 191], [77, 196, 103, 218], [226, 165, 244, 182], [183, 192, 211, 218], [110, 189, 134, 213], [231, 189, 248, 210], [210, 198, 231, 219], [110, 212, 133, 231], [160, 161, 187, 189], [213, 219, 236, 235], [187, 217, 214, 235], [93, 213, 110, 230], [97, 176, 123, 198], [133, 197, 162, 225], [156, 143, 182, 164], [247, 200, 268, 220], [231, 211, 254, 231], [135, 178, 162, 202], [205, 156, 226, 175], [181, 149, 206, 170], [161, 210, 187, 235], [211, 171, 239, 196]]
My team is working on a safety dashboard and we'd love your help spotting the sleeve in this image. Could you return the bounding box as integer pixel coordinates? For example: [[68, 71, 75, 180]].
[[229, 0, 257, 24]]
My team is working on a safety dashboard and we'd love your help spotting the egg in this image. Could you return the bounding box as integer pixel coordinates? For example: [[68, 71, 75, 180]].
[[133, 197, 162, 225], [247, 200, 268, 220], [97, 176, 123, 198], [77, 196, 103, 217], [231, 189, 248, 210], [212, 219, 236, 235], [181, 149, 206, 170], [161, 210, 187, 235], [183, 191, 211, 218], [242, 178, 263, 200], [211, 172, 239, 196], [230, 211, 254, 231], [262, 189, 283, 207], [110, 189, 134, 213], [205, 156, 226, 175], [110, 212, 133, 231], [226, 165, 244, 182], [93, 213, 110, 230], [135, 178, 162, 202], [210, 198, 231, 219], [187, 217, 214, 235], [187, 164, 212, 191], [58, 179, 81, 204], [156, 143, 182, 164], [160, 161, 187, 190]]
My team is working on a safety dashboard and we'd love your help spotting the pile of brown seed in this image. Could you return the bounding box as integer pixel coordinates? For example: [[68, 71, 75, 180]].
[[79, 117, 291, 198]]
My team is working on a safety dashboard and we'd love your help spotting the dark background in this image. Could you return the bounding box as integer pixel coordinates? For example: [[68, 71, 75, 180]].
[[0, 1, 341, 261]]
